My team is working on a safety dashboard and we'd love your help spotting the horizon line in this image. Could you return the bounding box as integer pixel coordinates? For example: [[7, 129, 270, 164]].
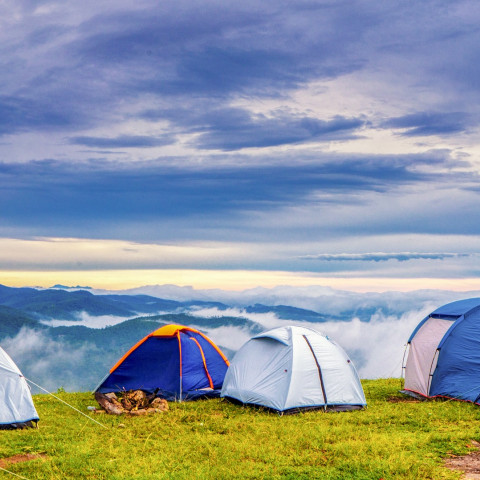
[[2, 269, 480, 293]]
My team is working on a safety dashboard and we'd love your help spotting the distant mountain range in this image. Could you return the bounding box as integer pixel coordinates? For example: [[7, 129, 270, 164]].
[[2, 283, 372, 320], [0, 283, 344, 339]]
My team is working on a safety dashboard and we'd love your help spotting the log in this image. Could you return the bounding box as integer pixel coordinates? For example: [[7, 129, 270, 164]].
[[95, 390, 169, 415], [94, 392, 124, 415]]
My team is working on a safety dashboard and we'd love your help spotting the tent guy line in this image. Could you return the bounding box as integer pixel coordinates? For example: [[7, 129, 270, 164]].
[[24, 377, 109, 429], [0, 466, 31, 480]]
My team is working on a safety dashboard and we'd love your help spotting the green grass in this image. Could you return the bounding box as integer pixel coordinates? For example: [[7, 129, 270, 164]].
[[1, 379, 479, 479]]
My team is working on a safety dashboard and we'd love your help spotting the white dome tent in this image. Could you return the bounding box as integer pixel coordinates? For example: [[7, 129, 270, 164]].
[[0, 346, 39, 429], [221, 326, 366, 413]]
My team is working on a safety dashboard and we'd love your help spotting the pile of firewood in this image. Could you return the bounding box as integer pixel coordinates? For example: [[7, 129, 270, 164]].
[[94, 390, 169, 416]]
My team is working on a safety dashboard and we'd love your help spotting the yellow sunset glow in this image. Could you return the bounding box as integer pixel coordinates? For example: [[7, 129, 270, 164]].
[[1, 269, 480, 293]]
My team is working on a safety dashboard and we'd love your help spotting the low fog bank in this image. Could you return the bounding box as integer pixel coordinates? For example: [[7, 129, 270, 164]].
[[40, 312, 131, 329], [194, 305, 433, 379], [2, 327, 106, 393]]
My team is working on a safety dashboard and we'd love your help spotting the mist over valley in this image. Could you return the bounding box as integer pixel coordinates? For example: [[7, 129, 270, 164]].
[[0, 283, 476, 393]]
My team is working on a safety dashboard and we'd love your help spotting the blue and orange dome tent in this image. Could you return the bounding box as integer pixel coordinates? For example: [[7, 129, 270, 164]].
[[95, 324, 230, 401]]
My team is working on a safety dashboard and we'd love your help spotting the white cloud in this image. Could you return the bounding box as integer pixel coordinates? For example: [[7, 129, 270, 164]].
[[41, 311, 151, 329], [318, 308, 432, 379], [201, 326, 252, 353], [189, 306, 281, 329]]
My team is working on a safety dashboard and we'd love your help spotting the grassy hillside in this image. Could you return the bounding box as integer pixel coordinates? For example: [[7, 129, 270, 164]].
[[1, 379, 478, 479]]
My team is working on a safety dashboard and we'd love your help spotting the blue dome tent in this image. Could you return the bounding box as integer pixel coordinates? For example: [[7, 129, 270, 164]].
[[403, 298, 480, 403], [95, 324, 229, 401]]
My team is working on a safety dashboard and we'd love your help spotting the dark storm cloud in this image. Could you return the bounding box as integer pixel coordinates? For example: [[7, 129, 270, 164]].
[[192, 113, 364, 150], [0, 95, 74, 135], [1, 1, 479, 146], [74, 2, 368, 96], [0, 149, 469, 241], [0, 1, 372, 138], [69, 135, 175, 148], [382, 112, 473, 137], [142, 107, 366, 150]]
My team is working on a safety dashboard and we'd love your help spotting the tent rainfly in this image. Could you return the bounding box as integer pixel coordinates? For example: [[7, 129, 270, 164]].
[[95, 324, 229, 401], [0, 346, 39, 429], [403, 298, 480, 403], [221, 325, 366, 413]]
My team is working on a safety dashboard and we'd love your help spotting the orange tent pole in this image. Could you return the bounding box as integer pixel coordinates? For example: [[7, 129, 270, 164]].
[[177, 331, 183, 401], [190, 337, 214, 389]]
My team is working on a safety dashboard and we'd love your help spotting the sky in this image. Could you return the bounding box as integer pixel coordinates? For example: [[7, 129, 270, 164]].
[[2, 0, 480, 291]]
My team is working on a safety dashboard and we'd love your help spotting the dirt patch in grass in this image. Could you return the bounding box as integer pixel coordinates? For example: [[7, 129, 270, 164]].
[[445, 441, 480, 479], [0, 453, 47, 468], [386, 395, 421, 403]]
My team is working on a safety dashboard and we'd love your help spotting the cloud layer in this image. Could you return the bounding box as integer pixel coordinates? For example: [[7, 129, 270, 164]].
[[1, 1, 480, 282]]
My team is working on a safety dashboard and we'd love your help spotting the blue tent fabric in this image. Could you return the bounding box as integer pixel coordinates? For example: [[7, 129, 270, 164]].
[[407, 298, 480, 343], [95, 325, 229, 401], [429, 309, 480, 402], [179, 331, 228, 393], [432, 298, 480, 317], [97, 337, 180, 397], [404, 298, 480, 404]]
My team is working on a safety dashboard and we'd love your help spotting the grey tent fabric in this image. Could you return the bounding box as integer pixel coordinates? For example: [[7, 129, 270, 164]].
[[0, 346, 39, 428], [221, 326, 366, 413]]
